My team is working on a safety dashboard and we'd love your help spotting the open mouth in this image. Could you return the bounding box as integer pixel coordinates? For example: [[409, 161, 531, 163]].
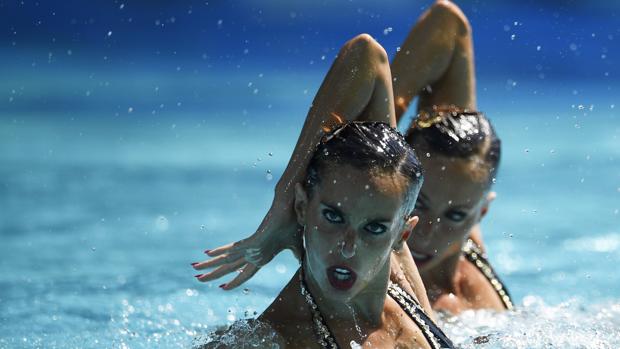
[[327, 266, 357, 290], [410, 250, 434, 266]]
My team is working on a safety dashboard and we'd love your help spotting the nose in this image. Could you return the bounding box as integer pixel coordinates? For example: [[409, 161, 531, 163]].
[[340, 228, 357, 259], [413, 218, 440, 248]]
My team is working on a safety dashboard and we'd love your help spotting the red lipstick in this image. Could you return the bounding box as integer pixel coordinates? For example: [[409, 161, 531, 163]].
[[326, 265, 357, 290]]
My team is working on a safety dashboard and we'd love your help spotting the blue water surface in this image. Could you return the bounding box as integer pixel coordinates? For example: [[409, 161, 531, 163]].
[[0, 72, 619, 348]]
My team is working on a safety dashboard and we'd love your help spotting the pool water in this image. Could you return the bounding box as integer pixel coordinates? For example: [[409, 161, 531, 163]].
[[0, 74, 619, 348]]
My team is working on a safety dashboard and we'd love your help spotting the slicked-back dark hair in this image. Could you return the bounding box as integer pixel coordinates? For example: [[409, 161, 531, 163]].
[[304, 121, 424, 218], [407, 110, 500, 186]]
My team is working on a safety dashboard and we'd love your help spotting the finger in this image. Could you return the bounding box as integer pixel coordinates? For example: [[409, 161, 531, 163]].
[[192, 252, 243, 270], [206, 239, 248, 257], [195, 259, 246, 282], [221, 263, 259, 290]]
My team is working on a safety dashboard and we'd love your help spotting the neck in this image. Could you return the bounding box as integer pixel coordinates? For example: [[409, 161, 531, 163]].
[[420, 248, 461, 299], [302, 259, 389, 328]]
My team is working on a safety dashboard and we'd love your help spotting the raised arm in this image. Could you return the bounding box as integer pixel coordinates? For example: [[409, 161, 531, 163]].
[[391, 0, 477, 124], [193, 34, 398, 289]]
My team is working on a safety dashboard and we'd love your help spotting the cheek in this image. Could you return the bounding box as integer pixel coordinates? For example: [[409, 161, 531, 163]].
[[357, 238, 393, 277]]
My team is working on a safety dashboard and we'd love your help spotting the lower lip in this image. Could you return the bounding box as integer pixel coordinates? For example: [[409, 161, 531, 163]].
[[326, 266, 357, 290], [411, 252, 433, 267]]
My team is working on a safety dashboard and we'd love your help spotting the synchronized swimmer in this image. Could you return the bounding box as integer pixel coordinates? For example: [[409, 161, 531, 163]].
[[193, 0, 513, 347]]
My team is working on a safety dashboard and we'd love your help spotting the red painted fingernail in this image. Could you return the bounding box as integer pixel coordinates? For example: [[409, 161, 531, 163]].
[[219, 283, 226, 289], [204, 249, 211, 254], [195, 274, 203, 278]]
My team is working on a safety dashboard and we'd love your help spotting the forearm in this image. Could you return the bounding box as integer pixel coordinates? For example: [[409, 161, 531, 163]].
[[391, 0, 475, 124], [274, 34, 397, 205]]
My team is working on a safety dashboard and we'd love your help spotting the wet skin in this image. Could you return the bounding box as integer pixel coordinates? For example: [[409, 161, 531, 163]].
[[259, 165, 434, 348], [407, 145, 506, 312]]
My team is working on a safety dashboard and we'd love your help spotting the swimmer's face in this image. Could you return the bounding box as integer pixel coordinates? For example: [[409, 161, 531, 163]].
[[294, 164, 417, 301], [408, 152, 492, 272]]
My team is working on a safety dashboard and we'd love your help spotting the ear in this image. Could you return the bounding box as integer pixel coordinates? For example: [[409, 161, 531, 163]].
[[394, 215, 419, 250], [294, 183, 309, 226], [480, 191, 496, 219]]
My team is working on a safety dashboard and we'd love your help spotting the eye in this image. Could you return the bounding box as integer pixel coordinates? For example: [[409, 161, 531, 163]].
[[445, 210, 467, 222], [364, 222, 388, 235], [322, 209, 344, 223]]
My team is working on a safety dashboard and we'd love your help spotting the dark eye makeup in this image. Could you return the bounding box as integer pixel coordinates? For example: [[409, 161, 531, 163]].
[[322, 208, 344, 223], [364, 222, 388, 235], [445, 209, 467, 222]]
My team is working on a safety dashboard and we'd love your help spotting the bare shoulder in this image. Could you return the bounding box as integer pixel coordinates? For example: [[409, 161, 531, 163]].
[[381, 298, 434, 349], [455, 256, 506, 311], [432, 291, 465, 315]]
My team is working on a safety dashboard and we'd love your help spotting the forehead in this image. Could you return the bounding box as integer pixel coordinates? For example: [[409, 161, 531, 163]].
[[419, 154, 487, 206], [314, 164, 406, 218]]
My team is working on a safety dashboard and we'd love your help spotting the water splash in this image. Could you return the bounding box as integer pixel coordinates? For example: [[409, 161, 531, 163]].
[[441, 296, 620, 349]]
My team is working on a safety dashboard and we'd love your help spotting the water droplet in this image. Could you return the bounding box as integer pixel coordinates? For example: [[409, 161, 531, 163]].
[[364, 184, 370, 190], [275, 264, 287, 274], [91, 247, 96, 251], [242, 288, 250, 295], [268, 152, 273, 156], [426, 152, 431, 158], [524, 148, 530, 153], [107, 31, 112, 37], [155, 215, 169, 231], [510, 34, 516, 40]]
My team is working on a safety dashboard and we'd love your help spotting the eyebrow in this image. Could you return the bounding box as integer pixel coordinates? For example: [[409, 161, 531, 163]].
[[418, 192, 431, 204], [320, 201, 394, 223]]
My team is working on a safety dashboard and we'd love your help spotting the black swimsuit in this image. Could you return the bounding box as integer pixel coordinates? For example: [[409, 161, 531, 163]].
[[461, 238, 514, 310], [301, 272, 455, 349], [387, 282, 455, 349]]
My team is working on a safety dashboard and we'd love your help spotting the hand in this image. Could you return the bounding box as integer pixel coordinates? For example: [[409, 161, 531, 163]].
[[192, 201, 302, 290]]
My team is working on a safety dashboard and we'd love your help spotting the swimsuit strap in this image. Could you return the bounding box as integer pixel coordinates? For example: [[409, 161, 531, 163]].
[[299, 271, 340, 349], [387, 282, 455, 349], [462, 238, 514, 310]]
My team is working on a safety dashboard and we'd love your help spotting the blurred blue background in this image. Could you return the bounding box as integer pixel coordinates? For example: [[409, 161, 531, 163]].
[[1, 1, 619, 348]]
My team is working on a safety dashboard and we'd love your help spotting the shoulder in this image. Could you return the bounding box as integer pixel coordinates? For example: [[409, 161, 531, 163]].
[[432, 291, 465, 315], [382, 296, 438, 349], [455, 256, 505, 311]]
